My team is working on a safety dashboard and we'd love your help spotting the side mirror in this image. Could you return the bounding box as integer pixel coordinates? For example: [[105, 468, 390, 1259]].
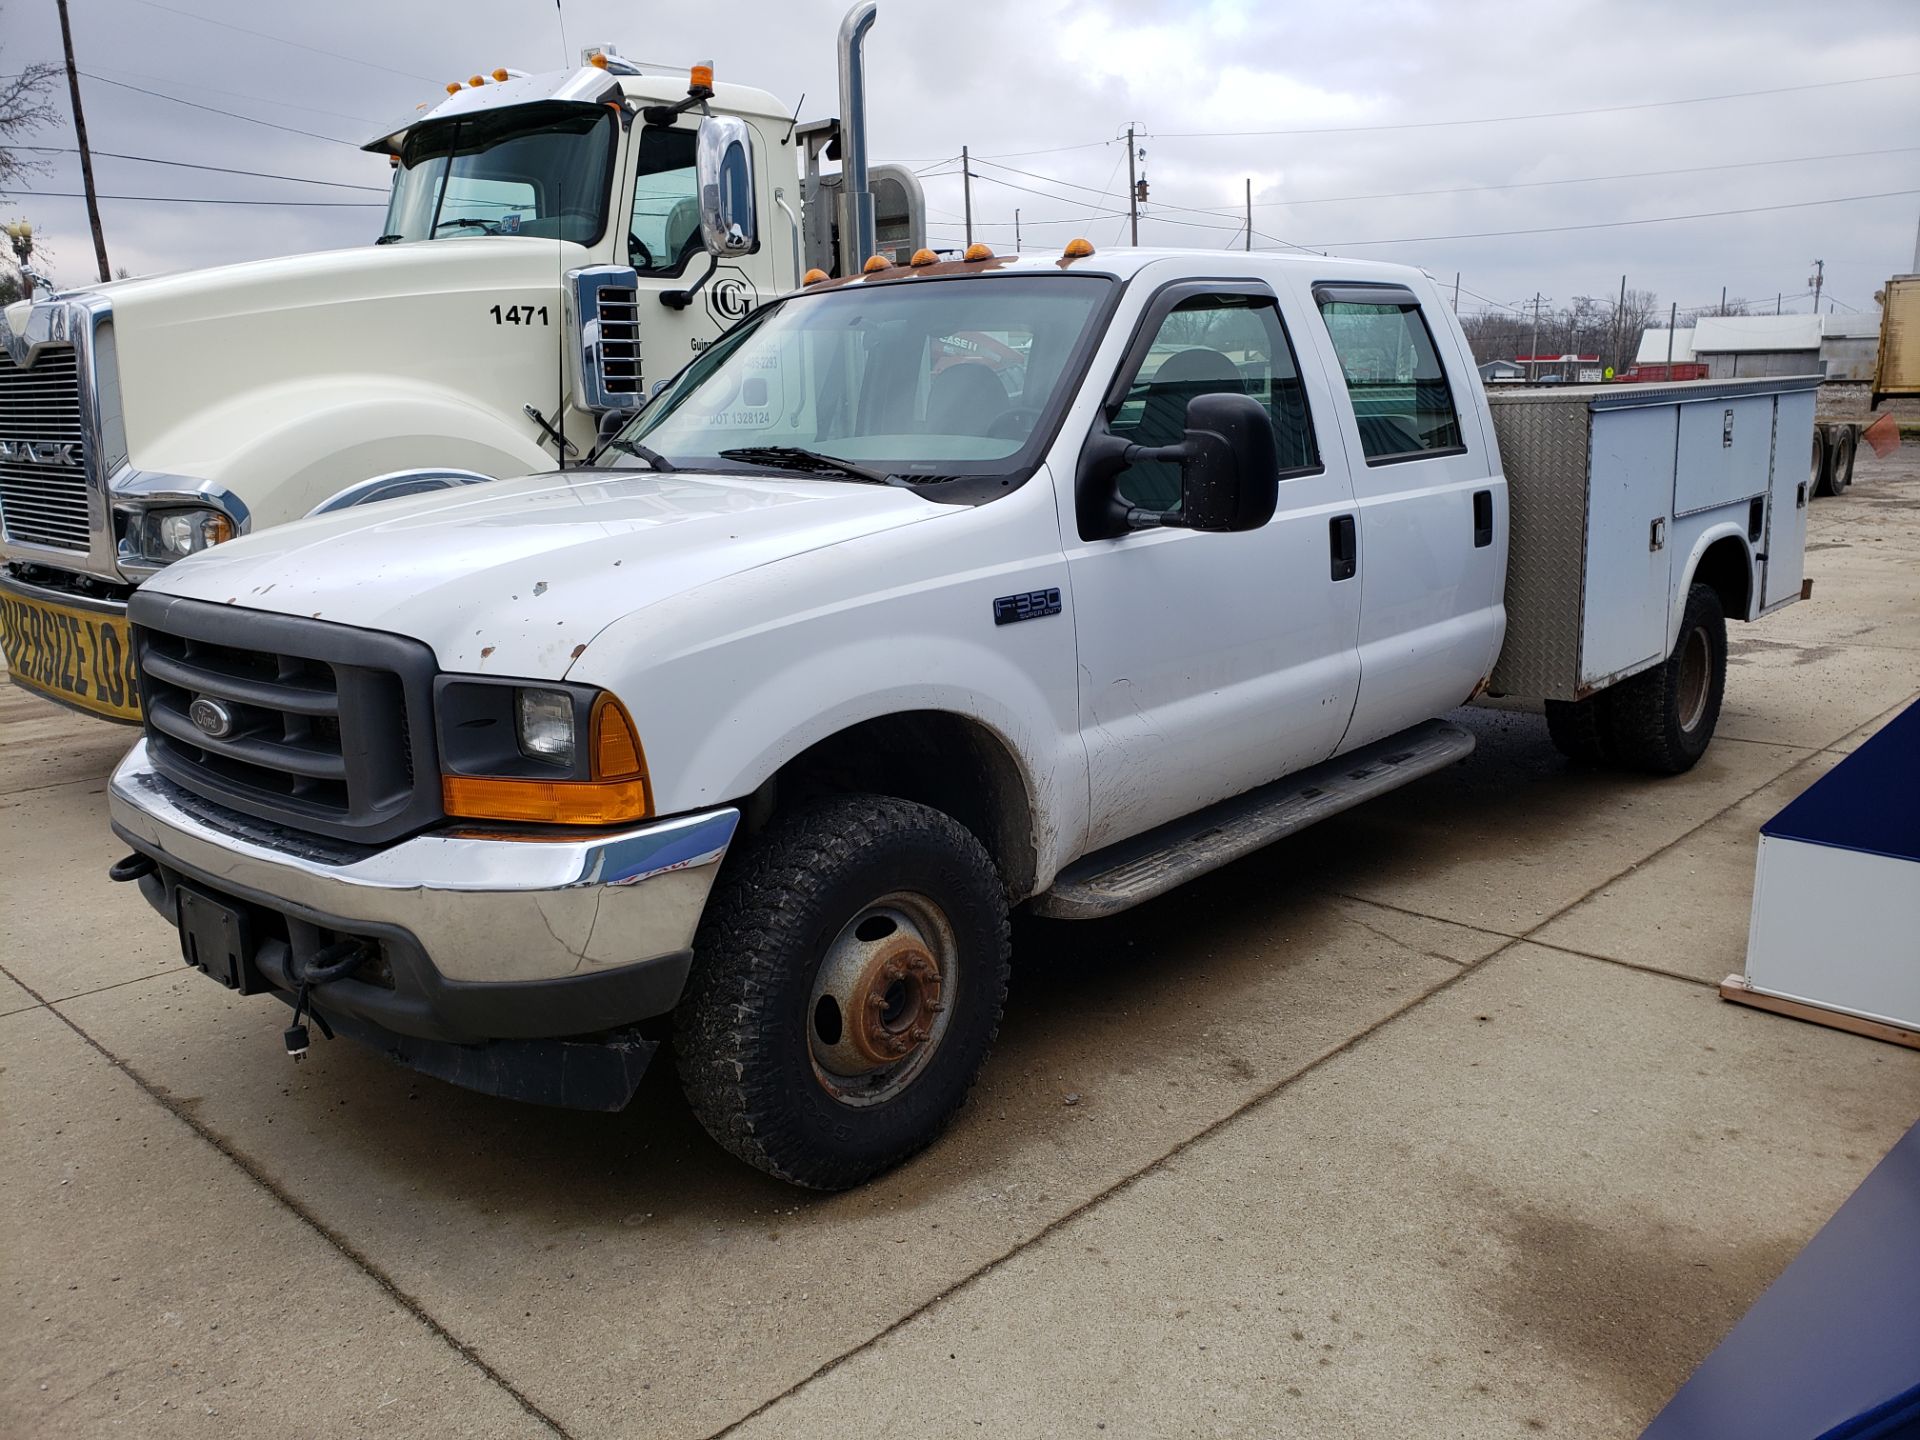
[[1075, 391, 1278, 539], [1171, 392, 1278, 532], [696, 116, 757, 257]]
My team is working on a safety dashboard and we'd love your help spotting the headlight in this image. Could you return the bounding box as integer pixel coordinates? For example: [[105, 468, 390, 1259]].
[[140, 507, 235, 561], [515, 687, 575, 765], [435, 677, 651, 826]]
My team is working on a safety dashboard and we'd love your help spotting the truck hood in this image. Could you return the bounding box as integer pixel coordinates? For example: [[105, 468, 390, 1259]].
[[143, 469, 945, 676], [25, 239, 590, 485]]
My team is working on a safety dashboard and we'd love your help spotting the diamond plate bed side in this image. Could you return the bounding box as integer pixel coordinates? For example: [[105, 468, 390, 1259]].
[[1486, 391, 1594, 700]]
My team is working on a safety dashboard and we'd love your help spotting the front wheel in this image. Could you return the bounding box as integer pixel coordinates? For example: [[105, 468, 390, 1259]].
[[674, 795, 1011, 1190], [1603, 582, 1728, 774]]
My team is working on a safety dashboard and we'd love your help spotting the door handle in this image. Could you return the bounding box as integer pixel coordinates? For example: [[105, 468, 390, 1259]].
[[1329, 514, 1357, 582], [1473, 490, 1494, 548]]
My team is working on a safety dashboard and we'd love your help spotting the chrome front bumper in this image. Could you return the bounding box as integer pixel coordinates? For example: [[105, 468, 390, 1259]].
[[108, 740, 738, 988]]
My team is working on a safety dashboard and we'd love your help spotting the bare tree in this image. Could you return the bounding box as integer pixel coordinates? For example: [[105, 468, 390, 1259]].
[[1, 13, 61, 195]]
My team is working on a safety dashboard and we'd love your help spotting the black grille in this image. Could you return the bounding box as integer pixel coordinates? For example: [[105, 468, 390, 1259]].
[[0, 344, 91, 553], [130, 593, 441, 844]]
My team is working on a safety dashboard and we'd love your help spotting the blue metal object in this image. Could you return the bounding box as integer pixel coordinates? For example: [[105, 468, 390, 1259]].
[[1640, 1116, 1920, 1439]]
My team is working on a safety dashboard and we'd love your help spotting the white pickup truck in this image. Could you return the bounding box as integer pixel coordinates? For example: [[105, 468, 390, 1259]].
[[104, 241, 1817, 1188]]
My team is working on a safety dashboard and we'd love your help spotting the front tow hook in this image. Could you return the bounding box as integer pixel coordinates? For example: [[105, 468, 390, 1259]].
[[107, 852, 156, 883]]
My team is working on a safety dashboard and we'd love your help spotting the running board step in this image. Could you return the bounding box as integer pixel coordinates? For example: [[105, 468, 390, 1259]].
[[1033, 719, 1475, 920]]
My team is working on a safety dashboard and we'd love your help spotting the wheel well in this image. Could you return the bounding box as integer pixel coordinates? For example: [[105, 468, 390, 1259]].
[[764, 712, 1037, 900], [1690, 535, 1752, 623]]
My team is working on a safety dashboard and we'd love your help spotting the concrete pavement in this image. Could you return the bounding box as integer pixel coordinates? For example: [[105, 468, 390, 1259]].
[[4, 447, 1917, 1438]]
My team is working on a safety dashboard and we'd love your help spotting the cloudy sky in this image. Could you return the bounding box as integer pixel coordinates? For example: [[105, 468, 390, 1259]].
[[4, 0, 1917, 324]]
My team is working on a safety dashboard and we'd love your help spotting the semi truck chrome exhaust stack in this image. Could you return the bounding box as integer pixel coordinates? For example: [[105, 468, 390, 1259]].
[[836, 2, 879, 274]]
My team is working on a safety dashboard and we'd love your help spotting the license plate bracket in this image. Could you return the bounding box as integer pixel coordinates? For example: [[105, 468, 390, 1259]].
[[175, 885, 263, 994]]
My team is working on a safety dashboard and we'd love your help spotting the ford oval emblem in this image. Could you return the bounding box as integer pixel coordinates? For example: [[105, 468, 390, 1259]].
[[188, 695, 235, 740]]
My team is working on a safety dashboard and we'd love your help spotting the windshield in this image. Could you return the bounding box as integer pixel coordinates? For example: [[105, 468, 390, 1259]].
[[383, 102, 616, 245], [605, 274, 1113, 496]]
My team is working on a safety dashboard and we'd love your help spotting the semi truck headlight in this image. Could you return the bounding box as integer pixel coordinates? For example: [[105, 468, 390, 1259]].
[[435, 677, 651, 826], [515, 688, 575, 765], [142, 507, 235, 561]]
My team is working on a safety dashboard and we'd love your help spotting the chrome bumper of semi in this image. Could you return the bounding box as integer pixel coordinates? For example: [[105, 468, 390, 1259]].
[[108, 740, 738, 987]]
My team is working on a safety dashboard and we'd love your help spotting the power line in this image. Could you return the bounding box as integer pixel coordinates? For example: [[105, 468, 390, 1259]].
[[83, 62, 383, 125], [14, 146, 388, 192], [18, 190, 382, 207], [1154, 70, 1920, 140], [118, 0, 440, 83], [80, 72, 361, 146], [1212, 146, 1920, 214], [1287, 189, 1920, 249]]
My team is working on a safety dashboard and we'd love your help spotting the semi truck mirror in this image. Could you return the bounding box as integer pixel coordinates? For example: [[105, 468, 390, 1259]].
[[697, 116, 758, 258], [1172, 393, 1279, 533]]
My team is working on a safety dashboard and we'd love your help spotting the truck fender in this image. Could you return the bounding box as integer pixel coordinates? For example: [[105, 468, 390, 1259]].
[[137, 378, 557, 529], [1670, 522, 1756, 648], [307, 468, 496, 516]]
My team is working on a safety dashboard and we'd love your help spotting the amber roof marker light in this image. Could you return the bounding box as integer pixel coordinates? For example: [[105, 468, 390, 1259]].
[[1062, 237, 1096, 259], [862, 254, 893, 274], [963, 242, 994, 261]]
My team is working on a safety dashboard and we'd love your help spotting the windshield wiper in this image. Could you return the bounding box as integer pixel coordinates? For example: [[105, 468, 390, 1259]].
[[598, 437, 674, 471], [374, 233, 404, 245], [717, 446, 897, 486], [432, 217, 499, 235]]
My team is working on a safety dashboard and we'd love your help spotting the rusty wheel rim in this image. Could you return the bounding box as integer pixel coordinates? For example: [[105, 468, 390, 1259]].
[[1677, 623, 1711, 734], [807, 891, 955, 1107]]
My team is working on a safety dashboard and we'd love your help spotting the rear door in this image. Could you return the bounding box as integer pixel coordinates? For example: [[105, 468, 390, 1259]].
[[1061, 277, 1363, 853], [1300, 280, 1505, 752]]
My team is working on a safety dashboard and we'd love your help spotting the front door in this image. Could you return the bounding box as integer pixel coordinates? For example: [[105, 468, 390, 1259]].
[[1062, 280, 1364, 854]]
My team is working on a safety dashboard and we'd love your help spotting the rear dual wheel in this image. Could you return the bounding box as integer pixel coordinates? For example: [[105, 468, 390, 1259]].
[[674, 795, 1010, 1190]]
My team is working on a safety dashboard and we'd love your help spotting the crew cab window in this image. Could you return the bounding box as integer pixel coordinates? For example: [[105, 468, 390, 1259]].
[[628, 127, 701, 275], [1316, 293, 1464, 463], [1110, 294, 1317, 513]]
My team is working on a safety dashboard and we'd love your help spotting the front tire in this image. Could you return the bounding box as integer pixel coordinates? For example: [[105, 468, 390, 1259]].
[[674, 795, 1011, 1190], [1603, 582, 1728, 774]]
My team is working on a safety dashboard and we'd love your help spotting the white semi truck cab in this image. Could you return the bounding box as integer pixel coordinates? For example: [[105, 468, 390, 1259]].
[[102, 241, 1817, 1190], [0, 9, 920, 722]]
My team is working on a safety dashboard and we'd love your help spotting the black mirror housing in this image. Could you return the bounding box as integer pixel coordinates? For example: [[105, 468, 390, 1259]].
[[1173, 392, 1278, 532]]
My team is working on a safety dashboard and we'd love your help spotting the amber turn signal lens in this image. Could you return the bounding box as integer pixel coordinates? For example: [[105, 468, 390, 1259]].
[[909, 248, 938, 267], [441, 774, 651, 827], [590, 694, 646, 781], [802, 267, 830, 286], [1062, 237, 1096, 259], [963, 242, 994, 261], [862, 254, 892, 274]]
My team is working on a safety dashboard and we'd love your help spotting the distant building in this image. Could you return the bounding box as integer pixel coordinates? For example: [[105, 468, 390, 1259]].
[[1632, 314, 1881, 382], [1513, 352, 1601, 383], [1478, 359, 1526, 384]]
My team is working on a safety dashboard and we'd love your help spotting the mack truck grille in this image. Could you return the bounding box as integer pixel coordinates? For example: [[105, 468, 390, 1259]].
[[0, 345, 90, 553], [131, 595, 442, 845]]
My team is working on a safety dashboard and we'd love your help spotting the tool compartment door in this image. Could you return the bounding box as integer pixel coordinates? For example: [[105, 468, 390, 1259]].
[[1579, 404, 1675, 687], [1674, 394, 1773, 517], [1760, 389, 1815, 610]]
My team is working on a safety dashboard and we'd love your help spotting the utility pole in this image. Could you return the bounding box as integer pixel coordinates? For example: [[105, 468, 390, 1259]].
[[1612, 273, 1625, 371], [1776, 293, 1782, 314], [55, 0, 111, 283], [1244, 178, 1251, 253], [1808, 258, 1824, 313], [961, 145, 972, 247], [1665, 301, 1677, 368], [1453, 272, 1461, 311], [1013, 208, 1020, 252], [1527, 292, 1543, 382], [1126, 124, 1139, 246], [1719, 285, 1727, 315]]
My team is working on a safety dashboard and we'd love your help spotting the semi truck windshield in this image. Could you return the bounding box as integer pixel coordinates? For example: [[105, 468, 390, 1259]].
[[383, 103, 616, 246]]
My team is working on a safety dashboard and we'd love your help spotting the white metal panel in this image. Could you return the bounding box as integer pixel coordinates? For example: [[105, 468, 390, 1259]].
[[1674, 396, 1773, 516], [1745, 836, 1920, 1030], [1762, 390, 1814, 609], [1579, 404, 1673, 685]]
